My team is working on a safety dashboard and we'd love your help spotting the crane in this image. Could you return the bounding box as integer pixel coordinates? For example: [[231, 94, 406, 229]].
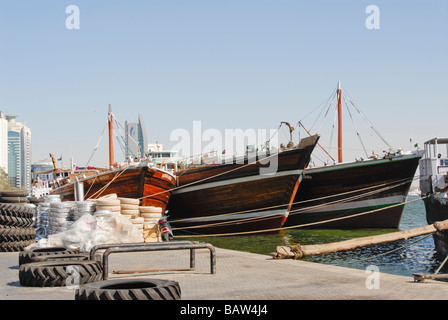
[[280, 121, 295, 149], [49, 153, 57, 170]]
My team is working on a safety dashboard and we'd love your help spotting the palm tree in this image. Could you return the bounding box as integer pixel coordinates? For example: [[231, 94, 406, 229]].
[[0, 168, 11, 191]]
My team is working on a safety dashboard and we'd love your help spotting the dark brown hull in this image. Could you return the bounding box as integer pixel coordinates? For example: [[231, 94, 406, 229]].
[[423, 197, 448, 257], [284, 153, 421, 229], [167, 136, 319, 235], [50, 165, 176, 211]]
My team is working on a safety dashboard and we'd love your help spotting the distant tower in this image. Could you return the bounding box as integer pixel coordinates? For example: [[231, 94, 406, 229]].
[[0, 112, 8, 173], [138, 114, 148, 158], [6, 115, 32, 192], [125, 114, 148, 160]]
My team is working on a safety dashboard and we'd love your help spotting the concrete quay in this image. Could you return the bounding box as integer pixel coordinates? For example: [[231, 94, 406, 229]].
[[1, 246, 448, 300]]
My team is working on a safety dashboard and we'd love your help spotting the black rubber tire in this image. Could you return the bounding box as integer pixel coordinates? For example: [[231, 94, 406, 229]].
[[0, 239, 35, 252], [19, 260, 103, 287], [0, 227, 36, 242], [0, 190, 28, 197], [34, 253, 90, 262], [75, 279, 181, 300], [0, 214, 33, 228], [28, 197, 43, 204], [19, 246, 80, 265], [0, 203, 34, 218], [0, 196, 29, 203]]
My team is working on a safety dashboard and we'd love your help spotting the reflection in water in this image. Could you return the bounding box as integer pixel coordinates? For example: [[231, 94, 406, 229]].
[[182, 197, 448, 277]]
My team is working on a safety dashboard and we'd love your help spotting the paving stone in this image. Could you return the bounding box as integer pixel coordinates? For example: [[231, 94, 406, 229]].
[[1, 247, 448, 300]]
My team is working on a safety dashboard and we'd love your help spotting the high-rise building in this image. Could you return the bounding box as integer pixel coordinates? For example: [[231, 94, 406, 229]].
[[125, 114, 148, 160], [6, 115, 32, 191], [0, 112, 8, 173]]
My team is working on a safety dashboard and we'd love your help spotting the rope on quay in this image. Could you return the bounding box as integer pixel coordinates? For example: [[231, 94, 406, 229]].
[[273, 195, 448, 260]]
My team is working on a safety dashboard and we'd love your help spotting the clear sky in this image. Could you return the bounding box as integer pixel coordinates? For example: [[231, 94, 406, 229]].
[[0, 1, 447, 168]]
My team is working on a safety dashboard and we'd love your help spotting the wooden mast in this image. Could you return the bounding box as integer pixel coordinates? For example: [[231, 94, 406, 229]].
[[108, 104, 114, 168], [337, 81, 343, 163]]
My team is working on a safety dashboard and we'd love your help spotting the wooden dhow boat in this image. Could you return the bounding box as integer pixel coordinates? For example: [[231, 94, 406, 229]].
[[50, 105, 176, 210], [50, 161, 176, 210], [283, 82, 422, 229], [419, 137, 448, 256], [285, 151, 421, 229], [166, 134, 320, 235]]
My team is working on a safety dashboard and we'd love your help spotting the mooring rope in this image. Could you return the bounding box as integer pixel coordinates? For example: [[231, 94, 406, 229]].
[[434, 254, 448, 274], [355, 233, 433, 263], [139, 152, 419, 225], [83, 175, 97, 199], [169, 176, 414, 230], [174, 193, 429, 238]]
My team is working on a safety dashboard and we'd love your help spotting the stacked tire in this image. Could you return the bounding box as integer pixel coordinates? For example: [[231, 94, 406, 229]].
[[17, 245, 181, 300], [0, 203, 36, 252], [18, 246, 102, 287], [0, 190, 29, 206], [19, 246, 82, 265]]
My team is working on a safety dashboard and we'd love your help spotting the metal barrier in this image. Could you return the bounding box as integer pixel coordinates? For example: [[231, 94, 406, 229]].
[[89, 241, 216, 280]]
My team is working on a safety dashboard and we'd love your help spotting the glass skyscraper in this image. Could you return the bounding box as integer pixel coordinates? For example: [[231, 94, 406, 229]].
[[125, 114, 148, 161], [0, 112, 7, 173], [6, 115, 31, 192]]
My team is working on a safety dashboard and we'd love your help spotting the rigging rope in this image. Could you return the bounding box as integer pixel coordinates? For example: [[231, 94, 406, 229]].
[[342, 89, 393, 151], [297, 87, 337, 133], [85, 121, 108, 167], [114, 117, 142, 157], [298, 122, 335, 164], [113, 127, 127, 157], [85, 110, 144, 168], [343, 94, 368, 158], [296, 83, 398, 166]]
